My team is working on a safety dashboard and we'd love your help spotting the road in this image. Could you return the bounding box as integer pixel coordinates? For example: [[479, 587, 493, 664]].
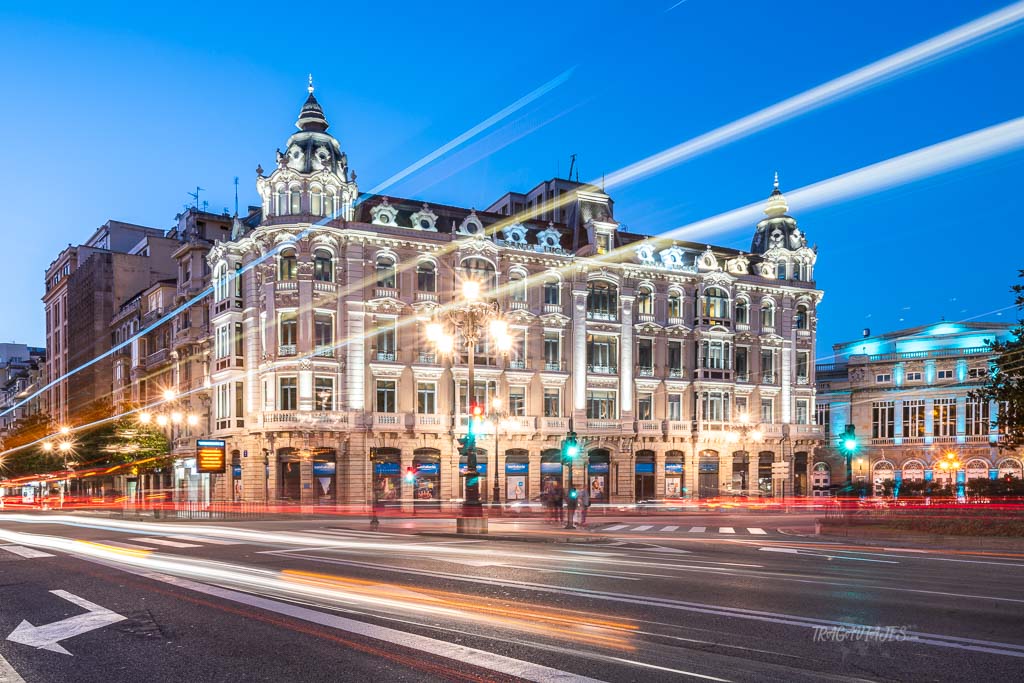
[[0, 511, 1021, 682]]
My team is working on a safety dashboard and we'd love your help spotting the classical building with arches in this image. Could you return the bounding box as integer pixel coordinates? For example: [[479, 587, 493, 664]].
[[815, 321, 1022, 495], [200, 85, 824, 504]]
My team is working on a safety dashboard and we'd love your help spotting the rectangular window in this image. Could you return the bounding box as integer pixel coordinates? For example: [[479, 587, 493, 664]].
[[278, 377, 297, 411], [543, 388, 560, 417], [314, 376, 334, 411], [902, 400, 925, 438], [937, 369, 954, 380], [314, 314, 333, 352], [668, 394, 682, 421], [906, 371, 922, 382], [701, 340, 731, 370], [967, 367, 988, 379], [735, 395, 749, 419], [875, 373, 892, 383], [872, 401, 895, 439], [586, 390, 617, 419], [735, 347, 749, 381], [216, 384, 230, 419], [416, 382, 436, 414], [376, 319, 396, 360], [637, 393, 653, 420], [543, 282, 560, 305], [234, 322, 244, 358], [215, 324, 230, 359], [459, 380, 498, 410], [965, 400, 990, 436], [701, 391, 729, 422], [932, 398, 956, 437], [543, 332, 560, 370], [760, 349, 775, 383], [376, 380, 397, 413], [637, 338, 653, 371], [668, 341, 682, 375], [816, 403, 831, 433], [279, 312, 297, 349], [235, 381, 244, 422], [586, 334, 618, 373], [760, 397, 774, 424], [509, 386, 526, 416], [796, 351, 809, 382], [795, 399, 809, 425]]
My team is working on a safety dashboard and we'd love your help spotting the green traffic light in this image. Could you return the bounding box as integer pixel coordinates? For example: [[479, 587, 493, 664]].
[[566, 444, 579, 457], [843, 438, 857, 452]]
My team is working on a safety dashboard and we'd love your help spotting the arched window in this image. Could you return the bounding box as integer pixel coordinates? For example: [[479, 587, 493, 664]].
[[376, 255, 397, 289], [461, 258, 496, 290], [324, 187, 337, 218], [776, 261, 788, 280], [636, 286, 653, 315], [510, 271, 527, 302], [795, 304, 809, 330], [586, 281, 618, 320], [667, 292, 681, 319], [289, 186, 302, 214], [735, 298, 749, 325], [275, 186, 287, 216], [761, 300, 775, 329], [213, 263, 229, 302], [313, 249, 333, 282], [279, 249, 297, 281], [702, 287, 729, 320], [416, 261, 436, 292], [310, 187, 324, 217]]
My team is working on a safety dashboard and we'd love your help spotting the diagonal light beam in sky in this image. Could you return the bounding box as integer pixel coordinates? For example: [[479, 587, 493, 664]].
[[601, 1, 1024, 190]]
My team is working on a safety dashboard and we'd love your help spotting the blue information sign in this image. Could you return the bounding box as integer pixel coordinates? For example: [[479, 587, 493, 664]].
[[665, 463, 683, 474], [540, 462, 562, 474], [635, 463, 655, 474], [374, 462, 400, 475], [313, 461, 336, 476], [506, 462, 529, 474], [459, 463, 487, 475], [416, 462, 440, 475], [588, 462, 609, 473]]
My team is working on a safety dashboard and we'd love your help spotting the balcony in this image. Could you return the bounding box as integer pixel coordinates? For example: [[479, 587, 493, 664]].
[[313, 345, 335, 358], [508, 359, 527, 370], [504, 416, 536, 431], [666, 420, 690, 437], [695, 367, 732, 381], [637, 366, 654, 377], [735, 323, 750, 332], [637, 313, 655, 323], [871, 437, 896, 446], [213, 298, 243, 315], [736, 373, 750, 383], [276, 280, 298, 292], [414, 413, 448, 433], [261, 410, 351, 429], [416, 351, 437, 365], [375, 351, 397, 362], [796, 375, 810, 385], [586, 311, 617, 322], [791, 424, 823, 437], [667, 316, 684, 327], [761, 326, 776, 335], [374, 287, 399, 299], [668, 368, 684, 379], [636, 419, 663, 435], [540, 417, 569, 433], [144, 348, 170, 367], [278, 344, 297, 357], [585, 419, 621, 433], [542, 360, 565, 372], [761, 373, 776, 385], [373, 412, 407, 429], [313, 280, 336, 293], [509, 300, 529, 311], [415, 291, 438, 303], [543, 303, 562, 314], [587, 364, 617, 375], [699, 317, 731, 329], [797, 329, 812, 338]]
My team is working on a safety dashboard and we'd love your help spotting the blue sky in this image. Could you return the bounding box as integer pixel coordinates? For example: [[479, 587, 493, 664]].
[[1, 0, 1022, 358]]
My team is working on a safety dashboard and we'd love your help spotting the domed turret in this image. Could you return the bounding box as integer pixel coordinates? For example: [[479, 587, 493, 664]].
[[750, 173, 806, 255]]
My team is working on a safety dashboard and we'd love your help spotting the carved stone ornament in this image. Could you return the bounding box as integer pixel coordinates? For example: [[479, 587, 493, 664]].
[[696, 246, 719, 272], [756, 261, 777, 278], [409, 204, 438, 231], [502, 223, 528, 245], [371, 197, 399, 227], [659, 246, 686, 269], [457, 210, 484, 237], [635, 243, 655, 263], [727, 254, 749, 275], [535, 226, 563, 252]]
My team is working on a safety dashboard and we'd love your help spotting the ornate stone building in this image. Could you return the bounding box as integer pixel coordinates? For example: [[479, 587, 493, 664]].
[[202, 86, 824, 505], [815, 322, 1022, 495]]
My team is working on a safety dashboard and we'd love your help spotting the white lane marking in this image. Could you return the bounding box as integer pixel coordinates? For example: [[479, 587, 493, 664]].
[[759, 547, 899, 564], [1, 545, 54, 559], [660, 526, 680, 532], [168, 535, 243, 545], [747, 528, 767, 535], [502, 566, 643, 581], [111, 565, 608, 682], [130, 538, 200, 548], [689, 527, 706, 533], [719, 528, 736, 534], [631, 525, 654, 531], [6, 590, 126, 656], [0, 652, 26, 683], [603, 524, 629, 531], [97, 540, 156, 551]]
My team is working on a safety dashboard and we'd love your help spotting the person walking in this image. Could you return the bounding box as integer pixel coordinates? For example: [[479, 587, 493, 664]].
[[578, 484, 590, 527], [553, 483, 564, 524], [565, 486, 579, 529]]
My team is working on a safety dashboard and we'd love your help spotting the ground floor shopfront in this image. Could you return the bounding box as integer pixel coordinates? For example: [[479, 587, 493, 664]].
[[207, 429, 818, 505]]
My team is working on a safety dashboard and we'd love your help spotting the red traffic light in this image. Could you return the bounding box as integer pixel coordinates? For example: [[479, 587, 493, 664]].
[[470, 403, 484, 418]]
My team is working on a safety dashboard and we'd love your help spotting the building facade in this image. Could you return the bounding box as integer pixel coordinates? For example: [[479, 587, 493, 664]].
[[0, 344, 46, 444], [815, 322, 1022, 495], [198, 86, 824, 505]]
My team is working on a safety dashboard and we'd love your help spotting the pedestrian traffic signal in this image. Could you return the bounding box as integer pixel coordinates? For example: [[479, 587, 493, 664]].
[[468, 403, 484, 438], [839, 424, 858, 456], [568, 488, 578, 500], [562, 431, 579, 461], [404, 467, 416, 484]]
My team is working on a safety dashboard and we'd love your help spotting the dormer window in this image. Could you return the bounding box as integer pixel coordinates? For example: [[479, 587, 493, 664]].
[[410, 204, 438, 231]]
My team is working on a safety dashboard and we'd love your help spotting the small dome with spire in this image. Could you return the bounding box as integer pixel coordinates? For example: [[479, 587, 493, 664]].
[[764, 171, 789, 217], [296, 74, 330, 132], [750, 172, 808, 255]]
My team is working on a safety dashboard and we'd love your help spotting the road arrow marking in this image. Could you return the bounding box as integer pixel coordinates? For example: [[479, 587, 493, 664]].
[[6, 590, 126, 656], [759, 547, 899, 564]]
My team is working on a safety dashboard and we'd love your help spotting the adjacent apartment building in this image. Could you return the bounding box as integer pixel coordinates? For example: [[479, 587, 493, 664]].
[[815, 321, 1022, 494]]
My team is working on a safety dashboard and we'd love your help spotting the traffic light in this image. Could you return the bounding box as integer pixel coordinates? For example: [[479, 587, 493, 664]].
[[468, 403, 485, 438], [562, 431, 579, 462], [568, 488, 579, 501], [404, 467, 416, 484], [838, 424, 858, 456]]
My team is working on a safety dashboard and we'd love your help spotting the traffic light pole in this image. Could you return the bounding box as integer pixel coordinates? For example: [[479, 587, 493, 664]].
[[463, 348, 483, 514]]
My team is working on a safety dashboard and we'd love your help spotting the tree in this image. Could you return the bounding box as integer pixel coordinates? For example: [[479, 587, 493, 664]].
[[971, 269, 1024, 450]]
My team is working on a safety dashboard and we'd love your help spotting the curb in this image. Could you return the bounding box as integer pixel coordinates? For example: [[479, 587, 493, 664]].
[[414, 531, 611, 544]]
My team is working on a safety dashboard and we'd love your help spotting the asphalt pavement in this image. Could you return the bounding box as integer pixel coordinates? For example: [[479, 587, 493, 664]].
[[0, 510, 1021, 682]]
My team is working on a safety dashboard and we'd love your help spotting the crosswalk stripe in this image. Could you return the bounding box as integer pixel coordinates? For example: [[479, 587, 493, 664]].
[[603, 524, 629, 531], [132, 537, 200, 548], [631, 525, 654, 531], [660, 525, 680, 532], [0, 545, 54, 559], [719, 527, 736, 534], [747, 528, 767, 535], [689, 526, 706, 533], [168, 535, 244, 545], [100, 540, 156, 550]]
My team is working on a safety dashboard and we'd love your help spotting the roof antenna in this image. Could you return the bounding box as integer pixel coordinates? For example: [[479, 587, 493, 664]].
[[188, 186, 204, 210], [233, 176, 239, 217], [567, 153, 576, 182]]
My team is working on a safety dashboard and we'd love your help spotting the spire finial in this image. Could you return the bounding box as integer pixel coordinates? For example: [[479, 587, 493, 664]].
[[773, 171, 779, 190], [308, 73, 314, 94]]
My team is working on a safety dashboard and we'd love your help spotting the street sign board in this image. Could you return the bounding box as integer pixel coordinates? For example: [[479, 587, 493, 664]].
[[196, 439, 226, 473]]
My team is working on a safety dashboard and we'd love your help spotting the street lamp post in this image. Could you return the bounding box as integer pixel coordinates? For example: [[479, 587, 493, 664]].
[[138, 389, 199, 502], [489, 397, 508, 509], [939, 452, 961, 500], [426, 280, 511, 530]]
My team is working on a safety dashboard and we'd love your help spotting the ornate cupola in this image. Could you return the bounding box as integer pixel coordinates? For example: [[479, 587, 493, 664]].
[[255, 76, 359, 224], [750, 173, 806, 254]]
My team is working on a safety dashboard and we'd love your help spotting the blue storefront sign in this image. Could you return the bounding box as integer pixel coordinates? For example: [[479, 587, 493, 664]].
[[232, 465, 242, 478], [588, 462, 609, 473], [540, 462, 562, 474], [699, 462, 718, 472], [459, 463, 488, 475], [635, 463, 655, 474], [506, 462, 529, 474], [416, 462, 440, 475], [313, 461, 336, 476], [374, 462, 400, 475], [665, 463, 683, 474]]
